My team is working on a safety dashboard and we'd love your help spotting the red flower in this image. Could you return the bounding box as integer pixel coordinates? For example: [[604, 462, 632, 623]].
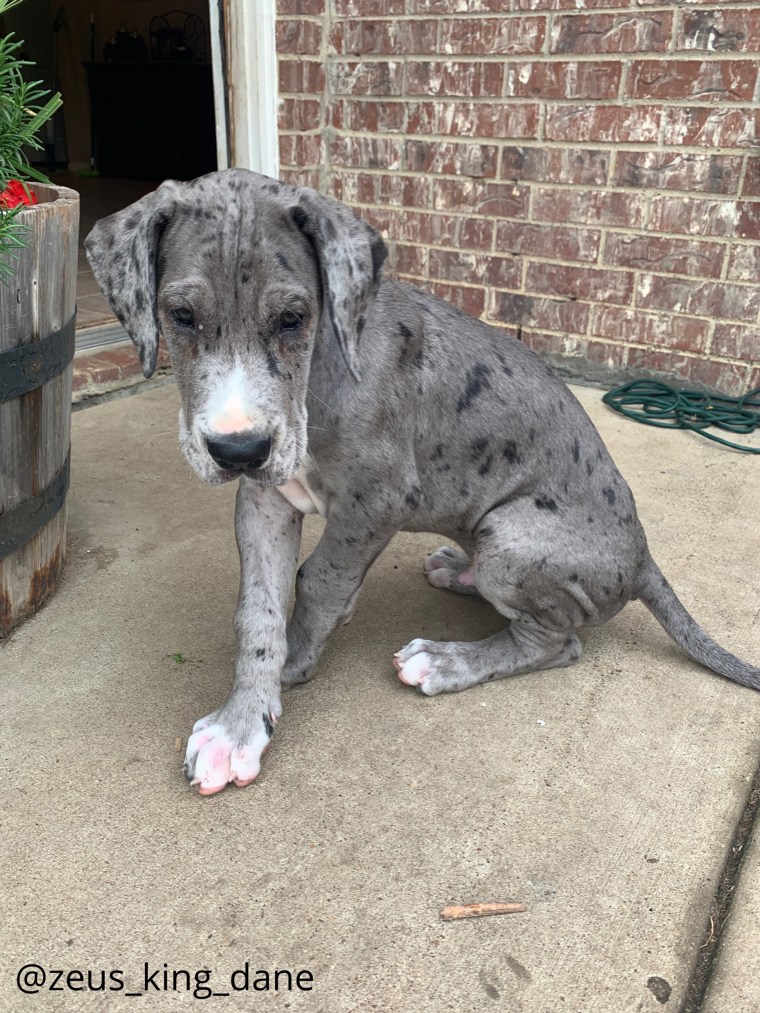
[[0, 180, 38, 209]]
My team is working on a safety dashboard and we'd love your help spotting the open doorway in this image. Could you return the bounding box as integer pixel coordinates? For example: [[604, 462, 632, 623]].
[[2, 1, 217, 341]]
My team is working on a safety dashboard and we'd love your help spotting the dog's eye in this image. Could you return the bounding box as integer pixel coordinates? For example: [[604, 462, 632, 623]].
[[280, 310, 302, 333], [171, 307, 195, 329]]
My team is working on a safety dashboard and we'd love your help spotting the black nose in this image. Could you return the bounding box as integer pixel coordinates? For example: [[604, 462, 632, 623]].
[[206, 433, 272, 471]]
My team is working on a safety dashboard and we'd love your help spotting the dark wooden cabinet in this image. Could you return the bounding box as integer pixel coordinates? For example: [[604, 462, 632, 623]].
[[84, 62, 217, 180]]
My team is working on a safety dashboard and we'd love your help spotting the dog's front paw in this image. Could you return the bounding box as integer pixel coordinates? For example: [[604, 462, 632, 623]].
[[393, 638, 439, 695], [183, 703, 281, 796]]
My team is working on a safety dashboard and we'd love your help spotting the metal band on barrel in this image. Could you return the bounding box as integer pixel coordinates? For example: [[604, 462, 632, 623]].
[[0, 450, 71, 559], [0, 313, 76, 402]]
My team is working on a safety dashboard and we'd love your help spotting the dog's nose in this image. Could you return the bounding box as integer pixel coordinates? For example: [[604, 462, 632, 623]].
[[206, 432, 272, 471]]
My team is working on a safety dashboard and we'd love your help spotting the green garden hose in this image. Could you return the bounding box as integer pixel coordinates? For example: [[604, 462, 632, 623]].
[[602, 379, 760, 455]]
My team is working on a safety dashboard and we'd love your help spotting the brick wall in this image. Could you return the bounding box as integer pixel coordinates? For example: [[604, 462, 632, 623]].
[[276, 1, 760, 395]]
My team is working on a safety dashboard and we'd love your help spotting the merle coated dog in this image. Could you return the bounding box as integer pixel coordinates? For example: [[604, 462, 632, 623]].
[[85, 169, 760, 795]]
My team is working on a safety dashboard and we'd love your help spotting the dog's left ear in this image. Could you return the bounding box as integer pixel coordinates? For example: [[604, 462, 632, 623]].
[[289, 188, 387, 381], [85, 180, 181, 377]]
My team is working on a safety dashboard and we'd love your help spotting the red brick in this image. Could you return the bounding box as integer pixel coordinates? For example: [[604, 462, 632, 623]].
[[649, 196, 756, 239], [506, 61, 621, 100], [439, 17, 545, 55], [501, 146, 608, 186], [430, 249, 520, 289], [279, 97, 321, 133], [627, 60, 757, 103], [406, 61, 503, 98], [405, 139, 498, 178], [677, 9, 760, 53], [276, 19, 321, 55], [551, 12, 672, 54], [614, 152, 743, 195], [432, 179, 530, 218], [516, 0, 635, 8], [277, 0, 324, 12], [430, 282, 486, 318], [408, 0, 511, 11], [726, 244, 760, 284], [636, 274, 760, 324], [712, 323, 760, 362], [408, 101, 539, 140], [331, 19, 437, 56], [603, 234, 725, 279], [488, 292, 590, 335], [279, 133, 323, 167], [336, 170, 432, 209], [330, 61, 404, 97], [278, 59, 324, 95], [329, 98, 536, 141], [329, 134, 403, 171], [736, 204, 760, 241], [391, 242, 427, 278], [333, 0, 405, 13], [544, 104, 660, 143], [520, 332, 628, 370], [392, 209, 493, 250], [496, 221, 601, 262], [361, 206, 392, 236], [71, 340, 170, 391], [625, 348, 751, 396], [282, 168, 321, 191], [661, 107, 760, 149], [741, 157, 760, 197], [589, 305, 711, 354], [527, 262, 634, 306], [330, 99, 407, 133], [532, 187, 648, 228]]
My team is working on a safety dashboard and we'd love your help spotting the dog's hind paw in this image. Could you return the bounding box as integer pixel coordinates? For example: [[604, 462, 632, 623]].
[[183, 709, 277, 796], [423, 546, 479, 595]]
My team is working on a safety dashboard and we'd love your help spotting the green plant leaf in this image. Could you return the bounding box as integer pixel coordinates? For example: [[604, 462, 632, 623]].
[[0, 5, 64, 282]]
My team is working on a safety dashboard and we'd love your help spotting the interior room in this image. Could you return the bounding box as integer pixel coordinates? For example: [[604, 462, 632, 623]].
[[1, 0, 216, 336]]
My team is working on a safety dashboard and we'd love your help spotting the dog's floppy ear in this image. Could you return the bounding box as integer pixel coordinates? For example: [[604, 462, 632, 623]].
[[289, 188, 387, 381], [85, 180, 181, 378]]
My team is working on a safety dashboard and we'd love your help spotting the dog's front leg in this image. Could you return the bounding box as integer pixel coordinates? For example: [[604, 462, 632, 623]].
[[282, 517, 395, 687], [183, 478, 302, 795]]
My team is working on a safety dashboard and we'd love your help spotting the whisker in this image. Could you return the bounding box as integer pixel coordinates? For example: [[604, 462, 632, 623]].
[[308, 387, 343, 418]]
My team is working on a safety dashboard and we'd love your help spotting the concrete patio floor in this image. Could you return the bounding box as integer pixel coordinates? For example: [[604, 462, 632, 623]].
[[1, 382, 759, 1012]]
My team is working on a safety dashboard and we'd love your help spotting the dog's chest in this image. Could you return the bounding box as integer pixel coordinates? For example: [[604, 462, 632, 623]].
[[277, 466, 327, 516]]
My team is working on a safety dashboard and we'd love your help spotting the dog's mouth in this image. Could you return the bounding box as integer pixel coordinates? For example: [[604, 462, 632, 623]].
[[211, 460, 296, 486], [180, 410, 306, 489]]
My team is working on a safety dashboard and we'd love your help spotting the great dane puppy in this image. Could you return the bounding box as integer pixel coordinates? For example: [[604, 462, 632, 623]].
[[86, 169, 760, 795]]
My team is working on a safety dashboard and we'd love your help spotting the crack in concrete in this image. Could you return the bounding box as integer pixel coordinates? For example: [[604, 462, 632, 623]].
[[681, 755, 760, 1012]]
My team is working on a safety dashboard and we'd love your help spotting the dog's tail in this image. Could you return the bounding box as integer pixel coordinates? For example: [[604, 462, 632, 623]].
[[635, 553, 760, 691]]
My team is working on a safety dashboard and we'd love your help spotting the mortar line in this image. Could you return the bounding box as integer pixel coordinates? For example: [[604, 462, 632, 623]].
[[681, 754, 760, 1013]]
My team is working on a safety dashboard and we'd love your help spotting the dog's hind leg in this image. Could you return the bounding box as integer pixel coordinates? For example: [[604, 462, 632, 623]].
[[394, 620, 581, 695], [396, 498, 633, 695]]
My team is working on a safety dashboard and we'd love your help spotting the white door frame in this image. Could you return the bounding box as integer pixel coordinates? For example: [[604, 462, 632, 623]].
[[209, 0, 279, 178]]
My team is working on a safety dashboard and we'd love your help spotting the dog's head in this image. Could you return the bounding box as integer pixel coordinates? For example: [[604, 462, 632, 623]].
[[85, 169, 386, 486]]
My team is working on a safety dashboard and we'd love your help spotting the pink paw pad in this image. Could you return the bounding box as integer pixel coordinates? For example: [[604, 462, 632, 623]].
[[395, 651, 432, 687], [426, 567, 452, 589], [457, 565, 476, 587], [185, 722, 271, 796]]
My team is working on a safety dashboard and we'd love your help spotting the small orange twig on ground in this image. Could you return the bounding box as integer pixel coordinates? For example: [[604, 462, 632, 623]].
[[440, 902, 527, 921]]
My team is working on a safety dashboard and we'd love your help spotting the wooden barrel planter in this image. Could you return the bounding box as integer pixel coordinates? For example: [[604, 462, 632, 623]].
[[0, 183, 79, 636]]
